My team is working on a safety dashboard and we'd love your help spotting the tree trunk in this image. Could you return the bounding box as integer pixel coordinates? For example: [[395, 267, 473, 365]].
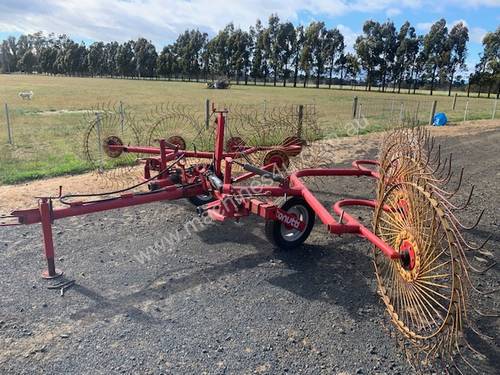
[[497, 83, 500, 99], [487, 82, 493, 98], [412, 69, 419, 94], [303, 73, 307, 88], [430, 64, 437, 95], [447, 69, 455, 97], [293, 60, 299, 87], [273, 66, 277, 86], [282, 63, 286, 87], [316, 68, 320, 88]]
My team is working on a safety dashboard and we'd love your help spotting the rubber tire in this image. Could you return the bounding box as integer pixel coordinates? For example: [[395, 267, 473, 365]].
[[265, 197, 315, 250], [187, 194, 215, 206]]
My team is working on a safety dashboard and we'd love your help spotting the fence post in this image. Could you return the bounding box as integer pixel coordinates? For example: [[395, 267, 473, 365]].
[[492, 99, 498, 120], [4, 103, 13, 145], [463, 100, 469, 121], [390, 98, 395, 122], [297, 105, 304, 138], [205, 98, 210, 129], [352, 96, 358, 119], [428, 100, 437, 125], [399, 102, 404, 124], [119, 101, 125, 134], [451, 93, 458, 111], [415, 101, 420, 125], [95, 112, 104, 173]]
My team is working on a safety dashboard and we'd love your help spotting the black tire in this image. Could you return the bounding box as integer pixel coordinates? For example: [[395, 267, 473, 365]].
[[265, 197, 315, 250], [187, 193, 215, 206]]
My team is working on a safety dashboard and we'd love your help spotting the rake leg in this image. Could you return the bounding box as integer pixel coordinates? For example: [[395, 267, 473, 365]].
[[39, 199, 63, 279]]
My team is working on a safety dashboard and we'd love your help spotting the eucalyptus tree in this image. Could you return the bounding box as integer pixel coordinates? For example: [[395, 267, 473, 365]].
[[355, 20, 383, 90], [277, 21, 296, 86], [393, 21, 409, 92], [0, 36, 18, 72], [379, 20, 397, 91], [266, 14, 281, 86], [87, 42, 105, 76], [208, 23, 234, 79], [445, 22, 468, 96], [475, 27, 499, 97], [343, 52, 360, 85], [228, 28, 252, 84], [157, 45, 177, 79], [422, 19, 448, 95], [38, 36, 58, 75], [392, 22, 420, 93], [324, 28, 344, 88], [301, 21, 328, 88], [133, 38, 157, 77], [104, 41, 119, 76], [291, 25, 304, 87], [116, 41, 135, 77], [250, 20, 264, 84]]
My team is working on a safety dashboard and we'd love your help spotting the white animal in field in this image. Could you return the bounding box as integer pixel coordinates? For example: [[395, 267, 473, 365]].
[[18, 91, 34, 100]]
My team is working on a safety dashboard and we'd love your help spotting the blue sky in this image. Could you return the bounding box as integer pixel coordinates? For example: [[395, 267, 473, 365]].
[[0, 1, 499, 73]]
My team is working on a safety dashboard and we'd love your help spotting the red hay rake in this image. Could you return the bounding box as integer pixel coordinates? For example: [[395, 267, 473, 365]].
[[1, 105, 496, 373]]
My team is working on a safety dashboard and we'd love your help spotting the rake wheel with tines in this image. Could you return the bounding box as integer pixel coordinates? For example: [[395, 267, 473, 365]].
[[82, 103, 142, 186], [373, 127, 495, 373]]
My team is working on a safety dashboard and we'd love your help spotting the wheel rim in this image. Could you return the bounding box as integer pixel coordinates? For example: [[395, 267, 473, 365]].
[[280, 205, 309, 242], [196, 194, 213, 202]]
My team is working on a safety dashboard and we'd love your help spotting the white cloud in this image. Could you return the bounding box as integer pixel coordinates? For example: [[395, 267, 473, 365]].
[[337, 24, 359, 51], [470, 27, 487, 43], [0, 0, 498, 46], [416, 22, 434, 32], [386, 8, 402, 17]]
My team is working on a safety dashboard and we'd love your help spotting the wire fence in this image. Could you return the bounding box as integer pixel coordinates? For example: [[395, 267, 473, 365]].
[[0, 95, 497, 184]]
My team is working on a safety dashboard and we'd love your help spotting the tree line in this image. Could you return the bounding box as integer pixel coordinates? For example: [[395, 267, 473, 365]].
[[0, 16, 498, 97]]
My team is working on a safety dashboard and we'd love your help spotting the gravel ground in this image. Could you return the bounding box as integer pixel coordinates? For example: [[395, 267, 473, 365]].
[[0, 126, 499, 374]]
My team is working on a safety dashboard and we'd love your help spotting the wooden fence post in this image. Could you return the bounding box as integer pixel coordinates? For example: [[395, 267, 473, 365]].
[[119, 101, 125, 134], [4, 103, 12, 145], [205, 98, 210, 129], [297, 105, 304, 138], [452, 93, 458, 110], [352, 96, 358, 119], [464, 100, 469, 121], [429, 100, 437, 125], [492, 99, 498, 120]]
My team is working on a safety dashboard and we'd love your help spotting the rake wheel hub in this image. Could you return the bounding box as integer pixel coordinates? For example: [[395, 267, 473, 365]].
[[263, 150, 290, 168], [102, 136, 124, 158]]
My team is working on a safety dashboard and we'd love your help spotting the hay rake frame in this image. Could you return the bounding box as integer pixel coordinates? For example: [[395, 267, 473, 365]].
[[1, 105, 495, 373], [4, 107, 403, 276]]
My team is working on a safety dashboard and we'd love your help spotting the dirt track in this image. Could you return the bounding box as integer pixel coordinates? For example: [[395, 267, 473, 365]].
[[0, 120, 499, 374]]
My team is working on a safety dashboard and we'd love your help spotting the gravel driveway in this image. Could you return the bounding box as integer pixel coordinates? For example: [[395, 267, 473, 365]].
[[1, 125, 498, 374]]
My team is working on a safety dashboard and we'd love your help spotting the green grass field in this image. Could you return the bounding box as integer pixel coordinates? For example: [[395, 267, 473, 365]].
[[0, 74, 497, 185]]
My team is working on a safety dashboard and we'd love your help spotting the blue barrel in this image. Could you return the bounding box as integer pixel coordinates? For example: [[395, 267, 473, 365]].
[[433, 112, 448, 126]]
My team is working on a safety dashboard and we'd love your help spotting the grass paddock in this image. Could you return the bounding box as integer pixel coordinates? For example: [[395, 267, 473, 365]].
[[0, 74, 497, 184]]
